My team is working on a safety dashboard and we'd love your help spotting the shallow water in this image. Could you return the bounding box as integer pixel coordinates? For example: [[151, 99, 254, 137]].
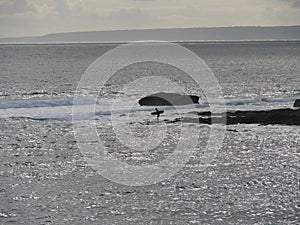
[[0, 41, 299, 224]]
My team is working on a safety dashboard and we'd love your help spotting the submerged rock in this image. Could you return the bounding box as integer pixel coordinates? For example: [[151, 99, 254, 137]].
[[294, 99, 300, 107], [192, 108, 300, 125], [138, 92, 199, 106]]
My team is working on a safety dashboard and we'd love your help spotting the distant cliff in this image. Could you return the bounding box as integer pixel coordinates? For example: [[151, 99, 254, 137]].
[[1, 26, 300, 43]]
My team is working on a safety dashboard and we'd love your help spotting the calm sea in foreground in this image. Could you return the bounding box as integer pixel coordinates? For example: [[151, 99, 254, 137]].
[[0, 41, 299, 224]]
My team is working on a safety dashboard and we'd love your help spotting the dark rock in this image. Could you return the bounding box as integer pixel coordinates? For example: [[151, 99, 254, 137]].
[[227, 129, 239, 132], [181, 108, 300, 125], [138, 92, 199, 106], [294, 99, 300, 107], [165, 118, 181, 124], [227, 108, 300, 125]]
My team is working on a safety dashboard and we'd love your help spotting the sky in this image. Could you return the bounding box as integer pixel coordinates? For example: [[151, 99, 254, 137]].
[[0, 0, 299, 38]]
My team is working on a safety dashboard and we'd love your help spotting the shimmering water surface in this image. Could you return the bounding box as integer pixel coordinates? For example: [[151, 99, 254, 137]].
[[0, 42, 299, 224]]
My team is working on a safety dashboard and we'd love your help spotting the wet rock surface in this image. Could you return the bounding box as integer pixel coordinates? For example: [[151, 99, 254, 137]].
[[183, 108, 300, 125], [138, 92, 199, 106], [294, 99, 300, 107]]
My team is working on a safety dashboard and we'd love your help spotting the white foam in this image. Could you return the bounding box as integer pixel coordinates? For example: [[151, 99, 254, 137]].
[[261, 96, 299, 103], [226, 99, 258, 105], [0, 97, 95, 109], [0, 95, 298, 121]]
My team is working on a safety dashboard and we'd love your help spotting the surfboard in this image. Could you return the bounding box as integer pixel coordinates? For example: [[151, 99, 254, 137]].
[[151, 110, 164, 115]]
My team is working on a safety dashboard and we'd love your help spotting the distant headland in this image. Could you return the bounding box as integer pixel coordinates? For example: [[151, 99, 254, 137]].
[[0, 26, 300, 44]]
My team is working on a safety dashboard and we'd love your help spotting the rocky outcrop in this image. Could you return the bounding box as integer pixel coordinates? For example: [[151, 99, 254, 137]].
[[138, 92, 199, 106], [174, 108, 300, 125], [190, 108, 300, 125], [294, 99, 300, 107]]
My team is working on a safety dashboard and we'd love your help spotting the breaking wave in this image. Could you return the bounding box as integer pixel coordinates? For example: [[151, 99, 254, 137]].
[[0, 95, 298, 121]]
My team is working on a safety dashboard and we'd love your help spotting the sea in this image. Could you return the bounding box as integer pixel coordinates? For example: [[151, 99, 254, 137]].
[[0, 41, 299, 224]]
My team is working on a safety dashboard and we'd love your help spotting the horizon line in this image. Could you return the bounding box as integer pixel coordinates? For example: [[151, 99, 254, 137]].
[[1, 25, 300, 40]]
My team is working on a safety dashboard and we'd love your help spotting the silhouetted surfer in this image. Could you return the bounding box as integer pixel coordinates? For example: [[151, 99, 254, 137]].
[[151, 108, 164, 118]]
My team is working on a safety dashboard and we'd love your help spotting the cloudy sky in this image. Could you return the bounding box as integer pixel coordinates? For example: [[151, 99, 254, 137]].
[[0, 0, 299, 38]]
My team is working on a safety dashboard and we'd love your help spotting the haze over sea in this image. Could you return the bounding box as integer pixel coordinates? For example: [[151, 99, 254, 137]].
[[0, 41, 299, 224]]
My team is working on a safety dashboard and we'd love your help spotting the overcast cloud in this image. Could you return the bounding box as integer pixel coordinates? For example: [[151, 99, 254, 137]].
[[0, 0, 299, 38], [280, 0, 300, 8], [0, 0, 36, 14]]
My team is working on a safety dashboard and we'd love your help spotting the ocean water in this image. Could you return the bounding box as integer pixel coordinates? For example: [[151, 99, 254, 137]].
[[0, 41, 299, 224]]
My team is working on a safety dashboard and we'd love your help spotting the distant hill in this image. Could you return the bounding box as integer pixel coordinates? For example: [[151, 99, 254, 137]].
[[1, 26, 300, 43]]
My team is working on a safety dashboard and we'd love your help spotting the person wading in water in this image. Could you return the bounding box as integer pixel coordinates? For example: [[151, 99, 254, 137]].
[[151, 108, 164, 119]]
